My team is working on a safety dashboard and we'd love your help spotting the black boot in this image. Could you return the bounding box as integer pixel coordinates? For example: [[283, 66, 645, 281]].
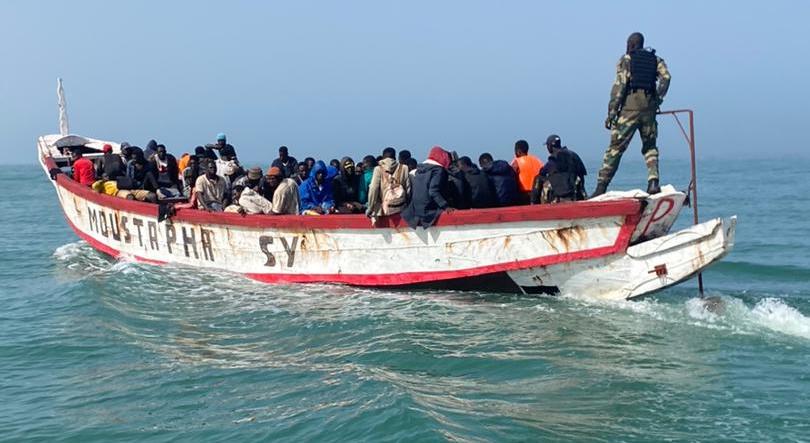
[[591, 181, 608, 198], [647, 179, 661, 195]]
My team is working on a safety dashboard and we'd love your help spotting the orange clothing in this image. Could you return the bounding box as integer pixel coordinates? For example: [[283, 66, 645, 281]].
[[177, 153, 190, 179], [512, 154, 543, 192]]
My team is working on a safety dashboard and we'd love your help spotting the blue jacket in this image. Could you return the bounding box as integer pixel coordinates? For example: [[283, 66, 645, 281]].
[[299, 161, 335, 212], [483, 160, 518, 206]]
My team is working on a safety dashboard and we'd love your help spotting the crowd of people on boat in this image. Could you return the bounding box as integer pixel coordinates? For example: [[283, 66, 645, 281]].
[[67, 132, 587, 227]]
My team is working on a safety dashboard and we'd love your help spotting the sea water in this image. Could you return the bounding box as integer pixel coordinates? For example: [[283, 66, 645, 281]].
[[1, 158, 809, 442]]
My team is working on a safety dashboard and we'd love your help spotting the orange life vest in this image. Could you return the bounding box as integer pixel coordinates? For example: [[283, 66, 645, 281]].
[[512, 154, 543, 192]]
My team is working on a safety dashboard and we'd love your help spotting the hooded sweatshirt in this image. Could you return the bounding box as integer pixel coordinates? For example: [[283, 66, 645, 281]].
[[144, 140, 158, 161], [483, 160, 518, 206], [333, 156, 362, 206], [299, 160, 335, 212], [400, 160, 451, 229], [366, 157, 411, 218]]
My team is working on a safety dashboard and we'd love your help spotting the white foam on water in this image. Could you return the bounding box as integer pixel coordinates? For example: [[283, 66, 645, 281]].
[[684, 297, 721, 323], [684, 295, 810, 340], [52, 241, 88, 261], [748, 297, 810, 340]]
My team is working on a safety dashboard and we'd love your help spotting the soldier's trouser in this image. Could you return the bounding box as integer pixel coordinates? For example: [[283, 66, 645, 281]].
[[597, 110, 659, 185]]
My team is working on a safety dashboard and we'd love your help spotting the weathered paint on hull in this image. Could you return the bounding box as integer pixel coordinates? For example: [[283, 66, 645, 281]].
[[41, 151, 734, 301]]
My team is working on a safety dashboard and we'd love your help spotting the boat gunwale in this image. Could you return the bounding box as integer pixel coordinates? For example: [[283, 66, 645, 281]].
[[44, 154, 642, 231]]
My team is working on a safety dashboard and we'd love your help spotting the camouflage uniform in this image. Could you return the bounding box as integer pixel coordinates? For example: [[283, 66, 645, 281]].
[[597, 53, 671, 185]]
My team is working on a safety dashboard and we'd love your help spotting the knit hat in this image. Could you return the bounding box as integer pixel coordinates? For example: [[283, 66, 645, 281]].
[[102, 144, 112, 153], [216, 132, 226, 141], [427, 146, 451, 169], [266, 166, 283, 177], [248, 166, 263, 180]]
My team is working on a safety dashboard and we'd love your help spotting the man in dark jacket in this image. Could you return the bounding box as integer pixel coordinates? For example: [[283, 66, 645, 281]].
[[332, 157, 364, 213], [532, 134, 588, 203], [97, 144, 126, 180], [446, 151, 471, 210], [271, 146, 298, 178], [401, 146, 454, 229], [479, 153, 518, 207], [458, 156, 496, 208]]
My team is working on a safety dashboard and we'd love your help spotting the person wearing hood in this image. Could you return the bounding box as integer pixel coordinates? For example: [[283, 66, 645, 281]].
[[366, 147, 410, 220], [299, 160, 336, 214], [446, 151, 471, 210], [143, 139, 158, 162], [401, 146, 454, 229], [479, 153, 518, 207], [458, 156, 496, 208], [333, 157, 364, 213]]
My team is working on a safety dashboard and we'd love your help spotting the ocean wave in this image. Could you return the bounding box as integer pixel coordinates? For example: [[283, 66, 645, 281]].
[[685, 295, 810, 340], [711, 260, 810, 282]]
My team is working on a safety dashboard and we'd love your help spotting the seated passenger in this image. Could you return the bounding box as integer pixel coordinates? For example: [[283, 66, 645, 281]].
[[511, 139, 544, 204], [70, 148, 96, 186], [293, 162, 309, 186], [92, 144, 125, 195], [366, 147, 410, 220], [263, 166, 300, 215], [153, 144, 182, 199], [398, 149, 412, 164], [234, 166, 264, 192], [220, 160, 245, 194], [333, 157, 364, 213], [118, 157, 159, 203], [458, 156, 497, 208], [479, 153, 518, 207], [224, 185, 247, 214], [401, 146, 454, 229], [181, 155, 201, 197], [532, 134, 588, 204], [360, 155, 376, 203], [271, 146, 298, 178], [124, 145, 147, 179], [446, 151, 471, 209], [299, 161, 335, 214], [96, 144, 125, 179], [405, 158, 418, 175], [176, 151, 192, 178], [194, 160, 228, 212], [143, 139, 158, 161]]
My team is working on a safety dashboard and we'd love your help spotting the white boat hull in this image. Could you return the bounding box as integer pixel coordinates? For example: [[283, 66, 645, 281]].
[[39, 134, 736, 301]]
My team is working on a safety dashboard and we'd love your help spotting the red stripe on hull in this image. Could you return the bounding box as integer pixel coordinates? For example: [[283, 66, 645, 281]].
[[48, 154, 641, 231], [61, 208, 641, 286]]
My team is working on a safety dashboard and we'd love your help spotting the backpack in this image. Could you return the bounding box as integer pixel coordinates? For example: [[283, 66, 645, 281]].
[[380, 167, 407, 215]]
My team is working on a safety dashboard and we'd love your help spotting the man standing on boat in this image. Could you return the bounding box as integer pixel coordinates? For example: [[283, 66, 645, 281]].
[[593, 32, 671, 197]]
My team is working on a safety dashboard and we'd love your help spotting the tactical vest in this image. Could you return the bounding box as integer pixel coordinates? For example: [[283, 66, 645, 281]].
[[628, 49, 658, 93]]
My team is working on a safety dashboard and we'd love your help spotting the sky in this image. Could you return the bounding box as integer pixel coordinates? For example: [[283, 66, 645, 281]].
[[1, 0, 808, 166]]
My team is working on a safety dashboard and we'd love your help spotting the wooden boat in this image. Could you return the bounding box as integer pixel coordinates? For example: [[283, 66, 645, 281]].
[[39, 80, 735, 300], [39, 137, 735, 301]]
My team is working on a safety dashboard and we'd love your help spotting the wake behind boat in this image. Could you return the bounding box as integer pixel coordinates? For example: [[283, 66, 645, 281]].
[[39, 137, 735, 301]]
